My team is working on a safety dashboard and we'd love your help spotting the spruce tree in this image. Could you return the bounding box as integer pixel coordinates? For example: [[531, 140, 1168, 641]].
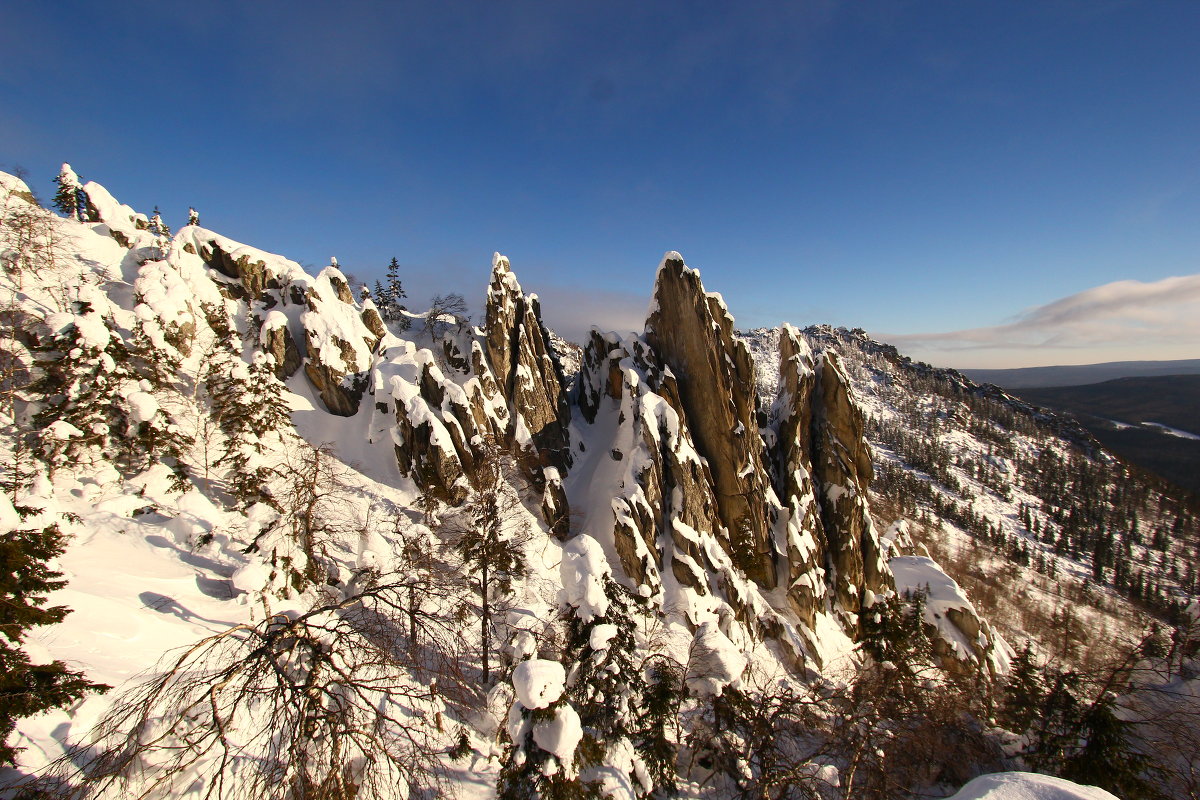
[[0, 503, 107, 765], [127, 315, 192, 489], [148, 207, 167, 237], [563, 576, 663, 798], [385, 257, 405, 305], [32, 307, 134, 471], [202, 307, 291, 510], [375, 257, 410, 330], [453, 448, 528, 685], [999, 641, 1044, 733], [33, 305, 192, 487], [1061, 693, 1160, 800], [51, 164, 82, 221]]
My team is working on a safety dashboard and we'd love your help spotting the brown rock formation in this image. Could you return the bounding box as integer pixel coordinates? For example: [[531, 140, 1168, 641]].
[[301, 285, 369, 417], [483, 254, 572, 534], [261, 322, 303, 379], [770, 326, 829, 627], [361, 305, 386, 341], [809, 350, 889, 627], [198, 240, 276, 299], [644, 254, 778, 589]]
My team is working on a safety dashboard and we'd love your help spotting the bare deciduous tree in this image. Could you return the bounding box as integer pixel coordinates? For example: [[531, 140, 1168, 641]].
[[424, 293, 468, 339], [20, 572, 474, 800]]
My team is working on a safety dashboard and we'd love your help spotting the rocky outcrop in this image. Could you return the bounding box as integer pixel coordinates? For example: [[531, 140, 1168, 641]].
[[361, 302, 387, 341], [373, 336, 510, 504], [645, 254, 779, 589], [298, 269, 379, 416], [890, 555, 1011, 680], [770, 326, 829, 627], [810, 349, 889, 629], [303, 333, 366, 415], [199, 240, 276, 299], [571, 254, 898, 666], [484, 254, 572, 534], [575, 328, 799, 664], [258, 313, 303, 379], [579, 330, 724, 593]]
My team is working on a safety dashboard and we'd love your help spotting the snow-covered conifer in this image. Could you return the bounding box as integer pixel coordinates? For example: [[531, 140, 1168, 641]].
[[32, 306, 135, 471], [450, 442, 530, 684], [126, 317, 192, 489], [0, 504, 107, 766], [32, 302, 192, 488], [497, 658, 592, 800], [557, 536, 665, 797], [374, 257, 410, 330], [148, 207, 168, 237], [201, 306, 291, 510], [51, 164, 83, 221]]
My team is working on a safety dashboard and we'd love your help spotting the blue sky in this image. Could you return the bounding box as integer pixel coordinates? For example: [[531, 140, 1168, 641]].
[[3, 0, 1199, 367]]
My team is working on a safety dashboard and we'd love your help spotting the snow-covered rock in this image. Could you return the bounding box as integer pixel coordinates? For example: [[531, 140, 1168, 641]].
[[645, 253, 777, 589]]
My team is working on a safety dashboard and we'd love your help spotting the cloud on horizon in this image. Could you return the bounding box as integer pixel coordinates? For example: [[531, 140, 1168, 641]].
[[530, 284, 651, 344], [884, 273, 1200, 368]]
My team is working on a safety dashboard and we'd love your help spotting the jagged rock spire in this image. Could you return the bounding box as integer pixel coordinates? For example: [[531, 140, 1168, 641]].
[[645, 253, 780, 589], [484, 253, 572, 533], [771, 325, 891, 631]]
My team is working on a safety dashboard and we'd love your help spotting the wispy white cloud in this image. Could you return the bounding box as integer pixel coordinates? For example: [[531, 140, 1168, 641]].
[[884, 273, 1200, 368]]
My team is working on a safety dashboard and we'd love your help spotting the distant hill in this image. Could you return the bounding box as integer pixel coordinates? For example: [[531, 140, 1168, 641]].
[[961, 358, 1200, 389], [1015, 375, 1200, 494]]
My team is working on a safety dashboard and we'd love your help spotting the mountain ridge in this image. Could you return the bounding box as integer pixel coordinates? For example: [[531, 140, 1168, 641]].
[[2, 167, 1197, 800], [961, 358, 1200, 389]]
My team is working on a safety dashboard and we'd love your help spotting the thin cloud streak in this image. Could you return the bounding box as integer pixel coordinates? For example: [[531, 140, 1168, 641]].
[[884, 273, 1200, 367]]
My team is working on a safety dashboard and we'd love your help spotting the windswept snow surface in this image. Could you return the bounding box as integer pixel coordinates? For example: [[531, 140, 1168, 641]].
[[946, 772, 1119, 800]]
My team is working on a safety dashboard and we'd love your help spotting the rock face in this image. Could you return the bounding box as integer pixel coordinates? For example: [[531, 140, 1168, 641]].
[[299, 270, 378, 417], [810, 349, 889, 628], [483, 254, 573, 534], [575, 327, 797, 668], [372, 254, 572, 531], [770, 326, 829, 627], [769, 326, 892, 632], [645, 254, 779, 589], [172, 217, 893, 660], [573, 253, 893, 664], [199, 240, 276, 299], [371, 333, 512, 504], [259, 317, 303, 379], [577, 330, 723, 593]]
